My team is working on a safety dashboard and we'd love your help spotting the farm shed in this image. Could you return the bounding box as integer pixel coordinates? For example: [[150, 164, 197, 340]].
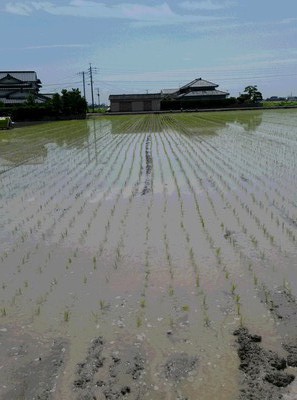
[[109, 93, 162, 113]]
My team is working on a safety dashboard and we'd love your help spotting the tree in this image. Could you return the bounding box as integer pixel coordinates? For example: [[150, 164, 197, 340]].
[[51, 93, 62, 114], [61, 88, 87, 115], [50, 89, 87, 116], [25, 93, 36, 106], [242, 85, 263, 103]]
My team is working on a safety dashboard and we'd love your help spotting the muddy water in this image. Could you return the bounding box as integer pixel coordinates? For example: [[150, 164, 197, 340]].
[[1, 111, 297, 399]]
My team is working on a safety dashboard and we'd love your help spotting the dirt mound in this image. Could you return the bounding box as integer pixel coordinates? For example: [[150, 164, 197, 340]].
[[164, 352, 198, 381], [234, 327, 294, 399], [73, 336, 146, 400]]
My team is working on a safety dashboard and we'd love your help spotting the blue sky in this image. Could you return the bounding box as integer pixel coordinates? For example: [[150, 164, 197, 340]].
[[1, 0, 297, 103]]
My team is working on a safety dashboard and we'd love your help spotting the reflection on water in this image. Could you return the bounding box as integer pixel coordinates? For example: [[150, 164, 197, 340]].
[[0, 112, 263, 168], [0, 119, 91, 167], [107, 110, 263, 135], [221, 110, 263, 131]]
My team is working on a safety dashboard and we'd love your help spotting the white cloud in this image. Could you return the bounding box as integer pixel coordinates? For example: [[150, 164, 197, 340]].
[[280, 18, 297, 24], [5, 2, 32, 15], [179, 0, 236, 11], [5, 1, 231, 25], [23, 43, 92, 49]]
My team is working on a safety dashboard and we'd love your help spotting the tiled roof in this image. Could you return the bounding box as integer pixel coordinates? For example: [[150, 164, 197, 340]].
[[1, 98, 26, 104], [161, 89, 179, 95], [0, 91, 50, 104], [1, 98, 46, 104], [179, 78, 218, 90], [177, 89, 229, 98], [40, 93, 55, 99], [0, 71, 39, 82]]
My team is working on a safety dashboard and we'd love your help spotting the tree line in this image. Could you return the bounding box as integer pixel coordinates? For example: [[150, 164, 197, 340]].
[[0, 89, 88, 121]]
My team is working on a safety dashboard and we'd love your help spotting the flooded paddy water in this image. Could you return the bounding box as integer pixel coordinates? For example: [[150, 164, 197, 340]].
[[1, 110, 297, 399]]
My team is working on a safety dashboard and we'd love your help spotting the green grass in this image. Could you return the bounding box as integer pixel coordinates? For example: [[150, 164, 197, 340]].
[[263, 101, 297, 108]]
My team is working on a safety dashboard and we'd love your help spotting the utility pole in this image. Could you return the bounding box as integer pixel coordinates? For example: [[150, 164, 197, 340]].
[[78, 71, 86, 99], [96, 88, 100, 108], [88, 63, 97, 113]]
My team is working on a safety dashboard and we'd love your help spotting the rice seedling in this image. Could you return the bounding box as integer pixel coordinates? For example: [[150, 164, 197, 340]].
[[136, 316, 142, 328], [203, 295, 208, 310], [64, 310, 70, 322], [203, 312, 211, 328], [91, 311, 99, 324], [99, 299, 109, 311], [195, 273, 200, 287], [182, 304, 190, 312], [283, 279, 292, 294], [231, 283, 236, 295], [93, 256, 97, 270], [0, 308, 7, 317], [140, 298, 146, 308]]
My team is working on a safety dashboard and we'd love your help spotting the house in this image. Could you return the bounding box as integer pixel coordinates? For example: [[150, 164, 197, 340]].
[[164, 78, 229, 101], [0, 71, 51, 105], [109, 78, 229, 112], [287, 96, 297, 101], [161, 78, 229, 110]]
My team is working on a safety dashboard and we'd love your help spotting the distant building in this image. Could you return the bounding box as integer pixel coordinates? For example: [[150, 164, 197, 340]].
[[109, 93, 161, 113], [0, 71, 52, 105], [109, 78, 229, 112], [162, 78, 229, 102], [266, 96, 286, 101]]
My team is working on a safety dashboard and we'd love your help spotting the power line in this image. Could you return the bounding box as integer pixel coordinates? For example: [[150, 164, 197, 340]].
[[100, 72, 297, 84], [41, 71, 297, 88], [42, 80, 81, 87]]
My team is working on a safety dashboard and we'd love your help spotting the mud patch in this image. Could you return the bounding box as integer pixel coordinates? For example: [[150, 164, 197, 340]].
[[233, 327, 294, 399], [0, 325, 67, 400], [73, 336, 146, 399], [261, 287, 297, 369], [164, 353, 198, 381]]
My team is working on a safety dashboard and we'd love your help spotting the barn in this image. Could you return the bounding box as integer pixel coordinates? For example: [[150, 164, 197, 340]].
[[109, 93, 162, 113]]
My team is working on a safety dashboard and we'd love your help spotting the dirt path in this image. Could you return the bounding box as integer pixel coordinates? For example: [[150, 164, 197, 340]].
[[0, 323, 66, 400]]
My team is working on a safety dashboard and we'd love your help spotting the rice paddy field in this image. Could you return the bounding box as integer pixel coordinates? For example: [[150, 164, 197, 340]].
[[1, 109, 297, 399]]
